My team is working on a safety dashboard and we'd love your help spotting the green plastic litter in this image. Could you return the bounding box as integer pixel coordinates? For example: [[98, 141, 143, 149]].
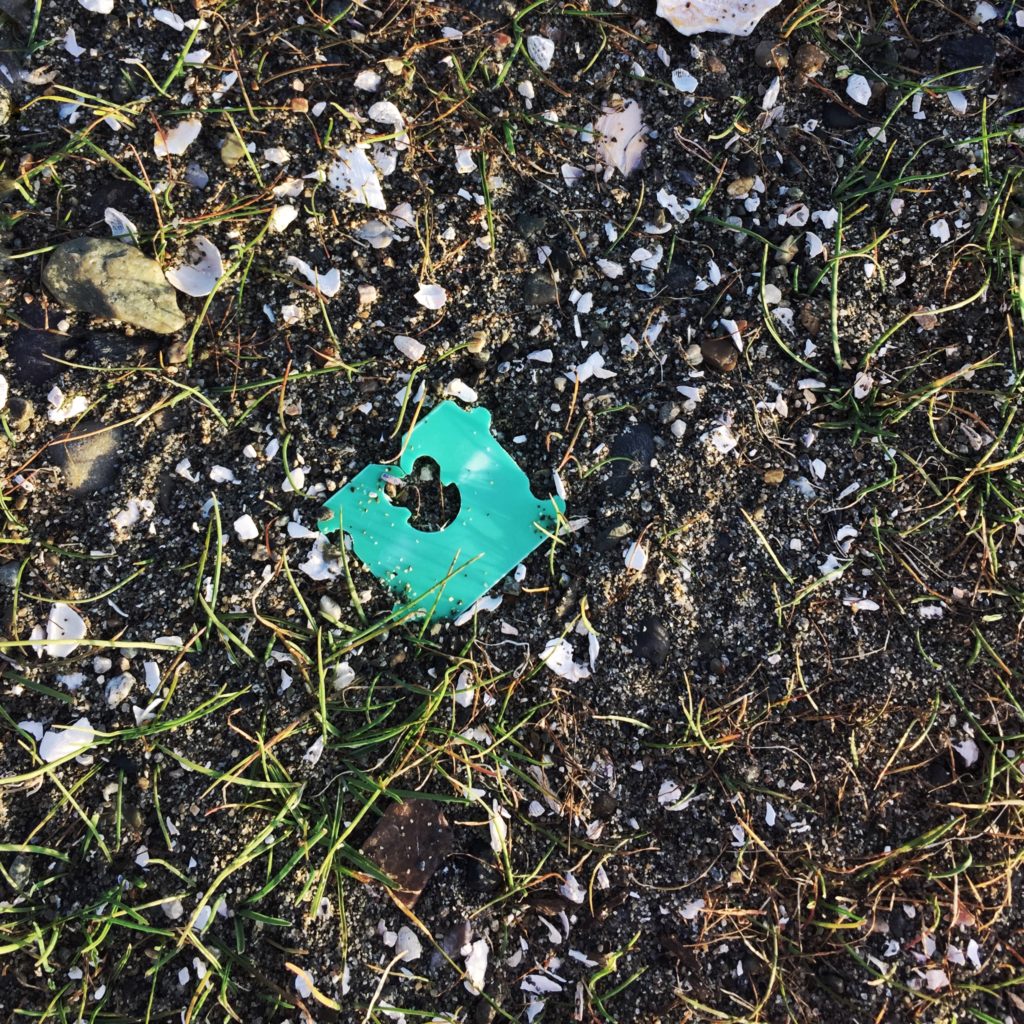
[[320, 402, 565, 620]]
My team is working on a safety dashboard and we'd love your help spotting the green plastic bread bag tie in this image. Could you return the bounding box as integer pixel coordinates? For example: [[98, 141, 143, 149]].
[[320, 402, 565, 621]]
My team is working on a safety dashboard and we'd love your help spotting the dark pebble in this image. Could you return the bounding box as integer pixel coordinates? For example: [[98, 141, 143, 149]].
[[821, 969, 845, 996], [924, 756, 952, 786], [544, 246, 573, 279], [940, 34, 996, 86], [888, 908, 915, 940], [701, 335, 739, 373], [736, 154, 758, 178], [635, 614, 670, 667], [164, 340, 190, 364], [999, 76, 1024, 115], [8, 324, 76, 385], [592, 791, 618, 819], [5, 396, 34, 432], [754, 39, 789, 70], [124, 804, 144, 830], [0, 561, 20, 635], [523, 272, 558, 306], [659, 401, 680, 425], [594, 519, 632, 552], [794, 42, 826, 76], [86, 333, 160, 366], [47, 421, 123, 495], [860, 33, 899, 71], [607, 422, 655, 497], [781, 153, 804, 178], [474, 999, 497, 1024], [822, 102, 864, 130], [662, 260, 697, 294], [553, 584, 579, 621], [106, 751, 140, 778], [429, 921, 472, 974], [514, 212, 547, 240]]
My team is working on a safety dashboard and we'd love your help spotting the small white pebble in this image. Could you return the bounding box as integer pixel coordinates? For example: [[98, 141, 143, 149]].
[[209, 465, 239, 484], [846, 74, 872, 106], [446, 379, 478, 403], [233, 514, 259, 541], [394, 335, 425, 361], [161, 899, 185, 921], [396, 927, 422, 962]]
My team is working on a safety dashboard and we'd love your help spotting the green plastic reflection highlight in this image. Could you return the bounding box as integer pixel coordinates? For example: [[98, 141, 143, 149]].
[[320, 402, 565, 620]]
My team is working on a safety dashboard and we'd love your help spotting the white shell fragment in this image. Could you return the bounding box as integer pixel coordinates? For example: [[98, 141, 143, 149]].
[[594, 101, 647, 179], [64, 29, 86, 57], [79, 0, 114, 12], [328, 146, 386, 210], [356, 220, 394, 248], [354, 68, 382, 92], [153, 118, 202, 158], [414, 283, 447, 309], [39, 718, 96, 763], [464, 939, 489, 995], [293, 968, 314, 998], [624, 540, 648, 572], [656, 0, 783, 36], [105, 672, 135, 707], [47, 388, 88, 424], [166, 236, 224, 297], [527, 35, 555, 71], [658, 779, 691, 810], [953, 738, 980, 767], [47, 603, 87, 658], [154, 8, 185, 30], [540, 638, 591, 681], [104, 207, 138, 241], [672, 69, 699, 93], [368, 100, 409, 148], [285, 256, 341, 297], [268, 205, 298, 233], [299, 535, 339, 581]]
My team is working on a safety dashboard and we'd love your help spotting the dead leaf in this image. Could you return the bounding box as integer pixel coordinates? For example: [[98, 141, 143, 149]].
[[361, 799, 453, 907]]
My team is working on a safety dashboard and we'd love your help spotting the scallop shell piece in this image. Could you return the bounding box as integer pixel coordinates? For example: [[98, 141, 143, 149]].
[[656, 0, 783, 36]]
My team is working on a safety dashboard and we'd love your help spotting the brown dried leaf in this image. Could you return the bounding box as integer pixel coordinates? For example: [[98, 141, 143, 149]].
[[361, 799, 453, 908]]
